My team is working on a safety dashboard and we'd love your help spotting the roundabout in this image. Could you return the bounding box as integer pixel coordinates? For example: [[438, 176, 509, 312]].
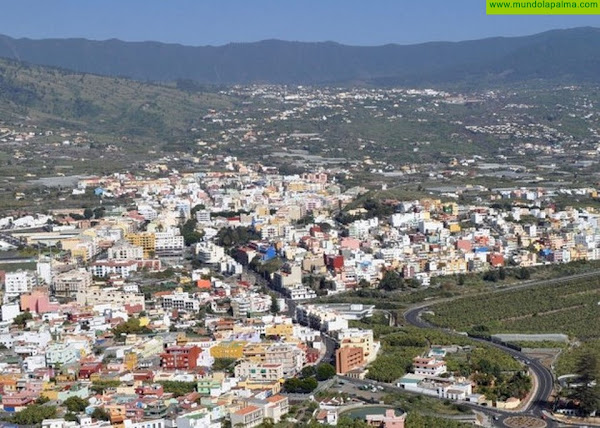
[[503, 416, 547, 428]]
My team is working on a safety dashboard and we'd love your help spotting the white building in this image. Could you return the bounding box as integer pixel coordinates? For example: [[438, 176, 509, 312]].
[[412, 357, 447, 376], [90, 260, 138, 278], [37, 259, 53, 285], [108, 241, 144, 260], [4, 270, 36, 301], [1, 302, 20, 322], [53, 269, 93, 299], [195, 210, 211, 224], [234, 361, 284, 381], [158, 291, 200, 312], [155, 230, 185, 257], [196, 242, 225, 264]]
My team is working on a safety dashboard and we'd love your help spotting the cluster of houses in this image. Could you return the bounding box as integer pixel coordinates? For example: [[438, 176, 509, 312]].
[[2, 158, 600, 426]]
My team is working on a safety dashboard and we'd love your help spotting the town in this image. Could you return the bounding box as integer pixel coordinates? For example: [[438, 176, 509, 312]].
[[0, 154, 599, 427]]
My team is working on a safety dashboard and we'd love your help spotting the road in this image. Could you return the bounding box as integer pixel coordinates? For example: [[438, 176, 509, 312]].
[[243, 266, 337, 365], [247, 262, 600, 426], [0, 232, 24, 247], [405, 306, 573, 427], [400, 268, 600, 426]]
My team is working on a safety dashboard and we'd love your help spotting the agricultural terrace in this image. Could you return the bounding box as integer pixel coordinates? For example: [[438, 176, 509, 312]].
[[422, 276, 600, 339]]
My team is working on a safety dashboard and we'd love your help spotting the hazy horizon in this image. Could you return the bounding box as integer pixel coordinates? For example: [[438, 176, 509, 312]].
[[1, 0, 600, 47]]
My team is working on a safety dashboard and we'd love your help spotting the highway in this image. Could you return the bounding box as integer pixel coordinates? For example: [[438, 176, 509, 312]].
[[404, 306, 572, 427], [399, 268, 600, 426]]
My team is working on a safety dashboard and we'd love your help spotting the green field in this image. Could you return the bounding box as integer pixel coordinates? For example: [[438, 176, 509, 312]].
[[423, 277, 600, 339]]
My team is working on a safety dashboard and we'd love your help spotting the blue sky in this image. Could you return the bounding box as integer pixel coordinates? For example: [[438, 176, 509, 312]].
[[1, 0, 599, 46]]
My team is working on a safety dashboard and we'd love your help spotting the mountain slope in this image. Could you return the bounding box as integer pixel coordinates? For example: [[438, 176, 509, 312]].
[[0, 27, 599, 85], [0, 58, 233, 139]]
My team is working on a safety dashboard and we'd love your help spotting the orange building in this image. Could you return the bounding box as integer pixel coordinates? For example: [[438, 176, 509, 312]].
[[336, 347, 364, 375], [196, 279, 211, 289]]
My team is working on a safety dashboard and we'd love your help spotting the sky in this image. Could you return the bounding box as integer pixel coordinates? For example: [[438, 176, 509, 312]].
[[1, 0, 599, 46]]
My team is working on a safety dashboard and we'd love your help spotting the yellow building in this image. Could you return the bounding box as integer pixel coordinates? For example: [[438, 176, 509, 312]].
[[176, 333, 188, 346], [71, 246, 91, 262], [242, 343, 270, 362], [134, 337, 164, 359], [287, 182, 307, 192], [125, 232, 156, 258], [265, 324, 294, 339], [338, 330, 376, 362], [448, 223, 461, 233], [237, 379, 281, 395], [255, 205, 270, 217], [444, 259, 467, 275], [124, 353, 138, 371], [81, 229, 98, 239], [420, 198, 442, 212], [210, 341, 247, 359]]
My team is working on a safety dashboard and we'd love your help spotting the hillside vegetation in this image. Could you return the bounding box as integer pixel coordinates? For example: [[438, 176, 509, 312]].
[[423, 277, 600, 339], [0, 58, 233, 140]]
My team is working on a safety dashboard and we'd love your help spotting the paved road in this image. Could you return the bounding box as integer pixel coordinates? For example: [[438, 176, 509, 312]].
[[404, 306, 569, 427], [0, 232, 24, 247], [401, 269, 600, 426], [244, 266, 337, 364]]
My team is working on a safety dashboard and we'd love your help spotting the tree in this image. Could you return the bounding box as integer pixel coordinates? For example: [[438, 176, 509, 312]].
[[93, 207, 106, 219], [258, 418, 275, 428], [270, 295, 280, 314], [317, 222, 332, 233], [576, 351, 598, 385], [91, 407, 110, 421], [157, 381, 196, 397], [63, 396, 89, 413], [181, 219, 204, 246], [379, 271, 404, 291], [64, 412, 79, 422], [358, 278, 371, 289], [111, 317, 151, 340], [213, 358, 237, 371], [90, 380, 121, 394], [36, 395, 50, 404], [13, 311, 33, 326], [83, 208, 94, 219], [483, 270, 499, 282], [216, 226, 260, 247], [570, 351, 600, 415], [336, 416, 370, 428], [301, 365, 316, 378], [283, 377, 318, 393], [12, 405, 57, 425], [315, 363, 336, 381], [571, 385, 600, 416]]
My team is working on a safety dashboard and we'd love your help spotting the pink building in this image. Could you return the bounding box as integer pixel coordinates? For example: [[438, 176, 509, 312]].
[[412, 357, 447, 376], [456, 239, 472, 252], [20, 289, 60, 314], [366, 409, 406, 428], [340, 238, 361, 250]]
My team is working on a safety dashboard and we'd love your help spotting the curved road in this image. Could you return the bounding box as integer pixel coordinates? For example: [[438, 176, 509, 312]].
[[405, 306, 566, 427]]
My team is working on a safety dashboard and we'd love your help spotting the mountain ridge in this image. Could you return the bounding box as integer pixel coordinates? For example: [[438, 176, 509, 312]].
[[0, 27, 599, 85]]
